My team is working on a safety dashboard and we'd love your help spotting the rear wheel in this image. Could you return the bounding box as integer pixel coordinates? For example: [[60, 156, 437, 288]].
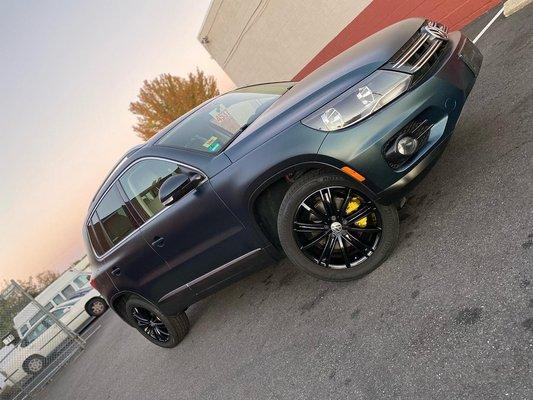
[[86, 297, 108, 317], [23, 354, 46, 375], [125, 296, 189, 348], [278, 171, 399, 281]]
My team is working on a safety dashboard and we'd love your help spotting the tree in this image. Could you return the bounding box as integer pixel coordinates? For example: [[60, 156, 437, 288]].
[[129, 69, 220, 141]]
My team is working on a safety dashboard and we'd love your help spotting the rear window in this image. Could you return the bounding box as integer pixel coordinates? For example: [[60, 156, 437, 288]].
[[156, 83, 291, 153], [88, 184, 138, 256]]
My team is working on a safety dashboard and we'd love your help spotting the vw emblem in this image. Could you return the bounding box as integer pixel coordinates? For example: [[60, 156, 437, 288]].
[[422, 23, 448, 41]]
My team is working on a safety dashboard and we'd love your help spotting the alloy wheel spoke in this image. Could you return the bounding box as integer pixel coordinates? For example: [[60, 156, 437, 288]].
[[301, 230, 330, 250], [346, 226, 382, 233], [293, 221, 329, 233], [338, 237, 351, 268], [339, 188, 352, 217], [318, 234, 334, 265], [345, 204, 375, 225], [301, 202, 327, 222], [320, 189, 335, 217], [344, 232, 372, 254]]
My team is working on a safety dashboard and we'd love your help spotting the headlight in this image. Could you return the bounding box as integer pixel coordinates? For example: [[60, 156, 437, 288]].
[[302, 70, 411, 131]]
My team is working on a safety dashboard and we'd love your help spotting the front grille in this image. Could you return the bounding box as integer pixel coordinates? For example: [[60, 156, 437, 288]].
[[386, 20, 449, 84]]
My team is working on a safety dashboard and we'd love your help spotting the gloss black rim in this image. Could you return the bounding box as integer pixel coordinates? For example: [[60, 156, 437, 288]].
[[292, 186, 382, 269], [131, 307, 170, 343]]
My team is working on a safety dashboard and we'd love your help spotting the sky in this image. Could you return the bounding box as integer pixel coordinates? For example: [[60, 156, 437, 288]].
[[0, 0, 234, 281]]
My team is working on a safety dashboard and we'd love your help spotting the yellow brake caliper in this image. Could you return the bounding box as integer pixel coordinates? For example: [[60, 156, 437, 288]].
[[345, 197, 368, 227]]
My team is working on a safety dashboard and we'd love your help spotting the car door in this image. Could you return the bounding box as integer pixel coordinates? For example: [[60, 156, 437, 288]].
[[117, 157, 254, 298], [87, 183, 172, 304]]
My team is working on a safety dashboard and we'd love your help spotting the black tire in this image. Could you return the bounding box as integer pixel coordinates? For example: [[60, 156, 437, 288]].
[[125, 296, 189, 348], [85, 297, 108, 317], [22, 354, 46, 375], [278, 171, 399, 281]]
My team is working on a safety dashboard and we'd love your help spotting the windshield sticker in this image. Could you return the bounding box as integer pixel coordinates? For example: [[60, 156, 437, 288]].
[[203, 136, 218, 148], [207, 142, 221, 152]]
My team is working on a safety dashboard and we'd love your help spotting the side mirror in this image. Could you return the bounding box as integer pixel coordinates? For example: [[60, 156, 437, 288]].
[[159, 173, 203, 206]]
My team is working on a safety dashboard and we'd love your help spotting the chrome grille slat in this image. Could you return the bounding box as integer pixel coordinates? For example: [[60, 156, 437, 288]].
[[388, 20, 448, 78], [410, 40, 442, 72], [393, 33, 430, 68]]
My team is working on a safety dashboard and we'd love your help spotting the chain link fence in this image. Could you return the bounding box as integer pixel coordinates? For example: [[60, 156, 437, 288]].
[[0, 281, 86, 400]]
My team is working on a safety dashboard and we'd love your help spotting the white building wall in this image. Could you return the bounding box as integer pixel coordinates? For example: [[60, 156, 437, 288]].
[[198, 0, 372, 86]]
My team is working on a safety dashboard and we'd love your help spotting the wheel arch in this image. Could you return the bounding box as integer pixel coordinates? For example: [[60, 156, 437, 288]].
[[248, 158, 376, 253]]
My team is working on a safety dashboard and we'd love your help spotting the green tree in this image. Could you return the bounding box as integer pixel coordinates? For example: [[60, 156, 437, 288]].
[[129, 69, 220, 141]]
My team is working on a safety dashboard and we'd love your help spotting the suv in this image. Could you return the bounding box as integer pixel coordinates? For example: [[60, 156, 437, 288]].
[[85, 19, 481, 347]]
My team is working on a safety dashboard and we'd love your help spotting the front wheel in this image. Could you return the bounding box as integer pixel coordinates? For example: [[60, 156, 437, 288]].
[[125, 296, 189, 348], [278, 171, 399, 281]]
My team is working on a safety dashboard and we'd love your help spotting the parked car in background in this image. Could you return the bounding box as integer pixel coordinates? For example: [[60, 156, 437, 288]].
[[85, 18, 481, 347], [0, 288, 107, 384]]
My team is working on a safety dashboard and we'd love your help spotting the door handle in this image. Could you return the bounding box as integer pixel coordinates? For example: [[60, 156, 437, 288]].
[[111, 267, 121, 276], [152, 236, 165, 248]]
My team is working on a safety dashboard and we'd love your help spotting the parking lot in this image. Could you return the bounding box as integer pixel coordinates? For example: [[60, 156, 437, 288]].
[[39, 7, 532, 400]]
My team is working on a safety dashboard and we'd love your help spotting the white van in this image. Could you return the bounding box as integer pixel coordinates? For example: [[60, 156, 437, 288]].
[[13, 270, 92, 339]]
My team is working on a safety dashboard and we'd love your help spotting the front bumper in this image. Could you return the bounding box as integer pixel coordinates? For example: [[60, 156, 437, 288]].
[[317, 31, 481, 204]]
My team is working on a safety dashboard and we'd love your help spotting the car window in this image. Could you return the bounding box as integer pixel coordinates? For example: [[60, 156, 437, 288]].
[[44, 302, 54, 311], [73, 274, 90, 288], [119, 159, 181, 219], [19, 325, 29, 337], [91, 185, 137, 255], [51, 307, 69, 319], [61, 285, 76, 299], [21, 317, 53, 347], [29, 311, 45, 326], [156, 83, 291, 153], [87, 213, 107, 256], [53, 294, 65, 305]]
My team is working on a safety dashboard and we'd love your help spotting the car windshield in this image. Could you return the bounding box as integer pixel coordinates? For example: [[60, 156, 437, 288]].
[[156, 82, 292, 153]]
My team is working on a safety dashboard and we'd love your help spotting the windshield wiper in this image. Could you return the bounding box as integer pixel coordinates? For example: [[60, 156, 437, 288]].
[[235, 123, 250, 135]]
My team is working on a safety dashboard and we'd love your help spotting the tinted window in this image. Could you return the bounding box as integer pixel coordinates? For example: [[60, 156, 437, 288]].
[[53, 294, 64, 305], [61, 285, 76, 299], [94, 186, 137, 252], [156, 83, 291, 153], [119, 159, 181, 219], [22, 317, 53, 347], [88, 213, 107, 256], [73, 274, 90, 288]]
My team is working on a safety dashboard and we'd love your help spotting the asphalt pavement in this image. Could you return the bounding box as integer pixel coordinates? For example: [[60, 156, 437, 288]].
[[39, 6, 532, 400]]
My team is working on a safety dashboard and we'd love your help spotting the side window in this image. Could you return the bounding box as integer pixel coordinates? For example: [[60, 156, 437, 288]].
[[53, 294, 65, 305], [20, 325, 29, 337], [21, 317, 53, 347], [119, 159, 182, 220], [29, 311, 45, 326], [61, 285, 76, 299], [73, 274, 90, 288], [92, 185, 137, 254]]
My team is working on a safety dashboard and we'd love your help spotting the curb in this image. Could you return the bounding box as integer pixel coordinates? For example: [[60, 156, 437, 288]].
[[503, 0, 533, 16]]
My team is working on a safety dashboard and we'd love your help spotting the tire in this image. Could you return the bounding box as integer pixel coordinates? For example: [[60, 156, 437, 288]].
[[278, 171, 399, 281], [86, 297, 108, 317], [22, 354, 46, 375], [124, 296, 189, 348]]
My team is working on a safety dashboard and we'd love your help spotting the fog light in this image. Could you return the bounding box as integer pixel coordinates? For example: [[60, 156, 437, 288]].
[[397, 136, 418, 155]]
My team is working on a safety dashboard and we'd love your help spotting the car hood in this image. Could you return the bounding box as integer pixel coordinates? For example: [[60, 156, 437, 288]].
[[225, 18, 425, 161]]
